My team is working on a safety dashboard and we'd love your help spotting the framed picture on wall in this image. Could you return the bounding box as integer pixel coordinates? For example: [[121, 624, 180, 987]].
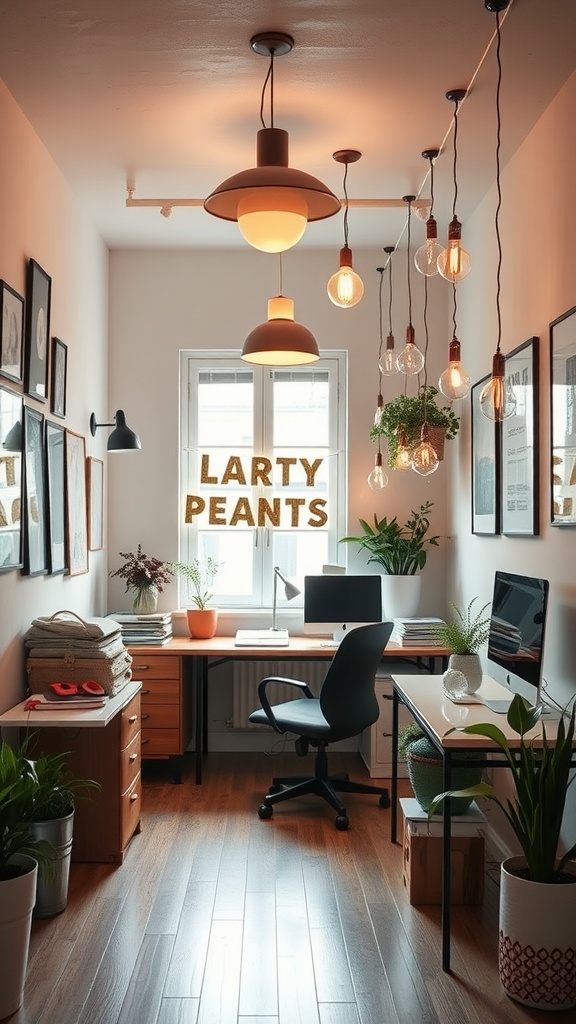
[[65, 429, 88, 575], [50, 337, 67, 419], [0, 385, 23, 571], [471, 374, 500, 535], [86, 456, 103, 551], [0, 281, 24, 383], [24, 258, 51, 402], [550, 306, 576, 526], [501, 337, 539, 536], [45, 420, 67, 574], [22, 404, 47, 576]]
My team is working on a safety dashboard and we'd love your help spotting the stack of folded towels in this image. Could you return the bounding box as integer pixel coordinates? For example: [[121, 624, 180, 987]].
[[24, 610, 132, 697]]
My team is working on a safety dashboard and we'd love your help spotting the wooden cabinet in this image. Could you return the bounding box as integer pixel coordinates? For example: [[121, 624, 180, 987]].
[[128, 651, 192, 782], [361, 674, 412, 778], [14, 684, 142, 864]]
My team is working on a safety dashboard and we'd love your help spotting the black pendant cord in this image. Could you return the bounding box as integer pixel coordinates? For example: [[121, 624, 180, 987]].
[[429, 155, 436, 216], [406, 200, 413, 327], [421, 275, 430, 422], [452, 281, 458, 338], [494, 9, 503, 355], [342, 162, 350, 247], [278, 252, 283, 294], [377, 268, 385, 369], [451, 99, 460, 219], [388, 256, 394, 338], [259, 50, 275, 128]]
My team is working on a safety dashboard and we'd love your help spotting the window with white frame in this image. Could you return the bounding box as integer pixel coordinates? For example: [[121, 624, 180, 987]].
[[179, 350, 347, 609]]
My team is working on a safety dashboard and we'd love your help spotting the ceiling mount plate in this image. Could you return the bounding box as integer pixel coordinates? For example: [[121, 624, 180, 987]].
[[383, 245, 395, 255], [402, 195, 416, 204], [332, 149, 362, 164], [422, 148, 440, 161], [250, 32, 294, 57], [485, 0, 510, 12], [446, 88, 467, 104]]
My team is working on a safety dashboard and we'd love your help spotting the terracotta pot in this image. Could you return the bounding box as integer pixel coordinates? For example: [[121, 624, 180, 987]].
[[499, 856, 576, 1010], [186, 608, 218, 639]]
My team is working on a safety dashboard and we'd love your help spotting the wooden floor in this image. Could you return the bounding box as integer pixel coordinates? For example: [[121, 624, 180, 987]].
[[17, 751, 568, 1024]]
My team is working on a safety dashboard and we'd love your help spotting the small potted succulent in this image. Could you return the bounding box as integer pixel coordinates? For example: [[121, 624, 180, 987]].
[[169, 557, 221, 638], [110, 544, 174, 613], [433, 598, 491, 695]]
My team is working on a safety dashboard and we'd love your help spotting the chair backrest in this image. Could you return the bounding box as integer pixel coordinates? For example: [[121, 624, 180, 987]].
[[319, 621, 394, 735]]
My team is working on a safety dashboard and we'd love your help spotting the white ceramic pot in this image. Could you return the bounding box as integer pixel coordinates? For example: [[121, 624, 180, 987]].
[[0, 854, 38, 1019], [499, 856, 576, 1010], [381, 575, 421, 619], [447, 653, 482, 694], [133, 586, 158, 615]]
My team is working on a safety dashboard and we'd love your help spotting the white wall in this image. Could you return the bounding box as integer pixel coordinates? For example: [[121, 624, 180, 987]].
[[0, 81, 109, 713]]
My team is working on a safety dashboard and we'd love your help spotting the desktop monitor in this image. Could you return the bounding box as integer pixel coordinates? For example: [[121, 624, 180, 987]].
[[303, 574, 383, 643], [487, 570, 549, 706]]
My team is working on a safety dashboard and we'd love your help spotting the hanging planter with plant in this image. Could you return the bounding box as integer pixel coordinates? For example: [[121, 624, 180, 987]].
[[370, 385, 460, 469]]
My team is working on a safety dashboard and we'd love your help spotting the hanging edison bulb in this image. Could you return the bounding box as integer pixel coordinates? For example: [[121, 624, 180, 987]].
[[438, 336, 471, 400], [395, 428, 413, 471], [397, 324, 425, 375], [480, 351, 517, 420], [411, 424, 440, 476], [327, 247, 364, 307], [374, 393, 384, 428], [367, 450, 388, 490], [379, 333, 398, 375], [437, 217, 472, 283], [378, 247, 398, 374], [415, 216, 444, 277]]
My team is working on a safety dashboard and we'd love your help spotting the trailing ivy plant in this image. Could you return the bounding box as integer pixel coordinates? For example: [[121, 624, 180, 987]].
[[370, 385, 460, 468]]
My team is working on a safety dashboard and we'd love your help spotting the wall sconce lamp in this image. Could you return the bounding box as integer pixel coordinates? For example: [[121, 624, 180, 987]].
[[204, 32, 340, 253], [272, 565, 301, 631], [89, 410, 142, 451]]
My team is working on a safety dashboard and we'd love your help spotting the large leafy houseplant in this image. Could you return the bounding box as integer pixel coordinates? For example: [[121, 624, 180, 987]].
[[428, 694, 576, 883], [21, 748, 100, 822], [340, 500, 439, 575], [0, 740, 55, 880], [371, 385, 460, 468]]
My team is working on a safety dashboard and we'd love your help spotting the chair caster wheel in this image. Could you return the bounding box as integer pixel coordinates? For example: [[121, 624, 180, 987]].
[[379, 793, 391, 808], [335, 814, 349, 831], [258, 804, 273, 820], [269, 784, 282, 794]]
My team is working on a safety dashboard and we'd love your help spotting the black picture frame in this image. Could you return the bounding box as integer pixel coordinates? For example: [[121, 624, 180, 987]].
[[65, 428, 88, 576], [471, 374, 500, 535], [24, 258, 51, 402], [550, 306, 576, 526], [50, 337, 67, 419], [0, 281, 24, 383], [45, 420, 67, 574], [0, 385, 23, 571], [501, 337, 539, 536], [22, 404, 47, 575]]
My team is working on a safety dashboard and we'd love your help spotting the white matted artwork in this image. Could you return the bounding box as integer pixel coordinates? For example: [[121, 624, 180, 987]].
[[65, 429, 88, 575], [86, 456, 103, 551]]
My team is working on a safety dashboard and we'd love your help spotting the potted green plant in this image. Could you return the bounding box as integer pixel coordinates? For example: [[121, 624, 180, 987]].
[[340, 501, 439, 618], [169, 557, 221, 638], [110, 544, 174, 613], [433, 598, 491, 695], [20, 747, 100, 918], [371, 385, 461, 469], [428, 695, 576, 1010], [0, 739, 56, 1018], [398, 723, 483, 815]]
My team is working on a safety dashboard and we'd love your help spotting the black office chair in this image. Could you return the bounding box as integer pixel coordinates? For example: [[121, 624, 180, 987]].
[[248, 621, 394, 830]]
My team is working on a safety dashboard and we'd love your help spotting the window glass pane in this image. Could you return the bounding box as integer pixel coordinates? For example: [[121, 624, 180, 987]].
[[273, 371, 329, 447], [198, 371, 253, 447]]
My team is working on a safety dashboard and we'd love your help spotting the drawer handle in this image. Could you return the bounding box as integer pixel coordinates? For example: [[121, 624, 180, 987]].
[[141, 713, 150, 720], [130, 792, 139, 802], [129, 753, 138, 762], [141, 738, 150, 745], [128, 715, 138, 723], [141, 688, 150, 695]]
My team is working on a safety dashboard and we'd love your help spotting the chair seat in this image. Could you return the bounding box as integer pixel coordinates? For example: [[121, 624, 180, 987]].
[[249, 697, 333, 737]]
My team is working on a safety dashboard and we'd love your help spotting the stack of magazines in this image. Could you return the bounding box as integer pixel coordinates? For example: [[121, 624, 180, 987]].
[[390, 616, 446, 646], [108, 612, 173, 646]]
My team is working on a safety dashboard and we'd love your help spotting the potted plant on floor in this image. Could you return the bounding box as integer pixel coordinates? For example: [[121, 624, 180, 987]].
[[20, 746, 100, 918], [339, 500, 439, 618], [169, 557, 221, 638], [428, 695, 576, 1011], [0, 739, 56, 1018], [370, 385, 460, 469], [398, 723, 483, 815], [433, 598, 491, 695], [110, 544, 174, 613]]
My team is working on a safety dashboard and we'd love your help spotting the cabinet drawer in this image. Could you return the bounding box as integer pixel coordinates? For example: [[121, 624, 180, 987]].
[[120, 694, 141, 748], [120, 772, 141, 849], [141, 729, 181, 757], [128, 655, 180, 680], [140, 678, 180, 703], [120, 729, 141, 792], [140, 704, 180, 730]]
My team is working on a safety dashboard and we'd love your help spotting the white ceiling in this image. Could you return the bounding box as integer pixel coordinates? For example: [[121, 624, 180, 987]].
[[0, 0, 574, 250]]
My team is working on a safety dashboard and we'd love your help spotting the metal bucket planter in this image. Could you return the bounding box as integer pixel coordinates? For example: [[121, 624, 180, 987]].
[[29, 808, 74, 917]]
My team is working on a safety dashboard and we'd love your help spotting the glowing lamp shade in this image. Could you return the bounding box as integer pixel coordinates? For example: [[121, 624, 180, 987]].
[[327, 247, 364, 308], [205, 128, 340, 253], [241, 295, 319, 366]]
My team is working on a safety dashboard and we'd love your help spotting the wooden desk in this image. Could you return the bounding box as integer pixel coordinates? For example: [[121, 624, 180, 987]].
[[126, 637, 450, 784], [0, 682, 142, 864], [390, 674, 575, 972]]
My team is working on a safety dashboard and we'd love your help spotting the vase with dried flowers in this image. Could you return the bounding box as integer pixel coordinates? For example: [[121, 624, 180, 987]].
[[109, 544, 174, 613]]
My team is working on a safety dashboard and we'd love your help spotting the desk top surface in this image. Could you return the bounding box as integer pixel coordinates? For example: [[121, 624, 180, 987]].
[[126, 636, 451, 658], [0, 680, 141, 728], [393, 673, 569, 750]]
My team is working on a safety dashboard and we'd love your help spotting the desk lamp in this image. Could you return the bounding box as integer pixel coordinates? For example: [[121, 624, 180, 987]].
[[271, 566, 301, 631]]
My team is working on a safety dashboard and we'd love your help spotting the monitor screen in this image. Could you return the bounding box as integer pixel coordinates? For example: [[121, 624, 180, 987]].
[[487, 571, 549, 699], [303, 574, 383, 642]]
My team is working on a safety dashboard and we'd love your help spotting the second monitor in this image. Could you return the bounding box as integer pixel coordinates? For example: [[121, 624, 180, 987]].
[[303, 574, 383, 643]]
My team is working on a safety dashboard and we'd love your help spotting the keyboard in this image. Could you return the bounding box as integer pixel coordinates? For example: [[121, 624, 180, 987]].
[[234, 629, 290, 647]]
